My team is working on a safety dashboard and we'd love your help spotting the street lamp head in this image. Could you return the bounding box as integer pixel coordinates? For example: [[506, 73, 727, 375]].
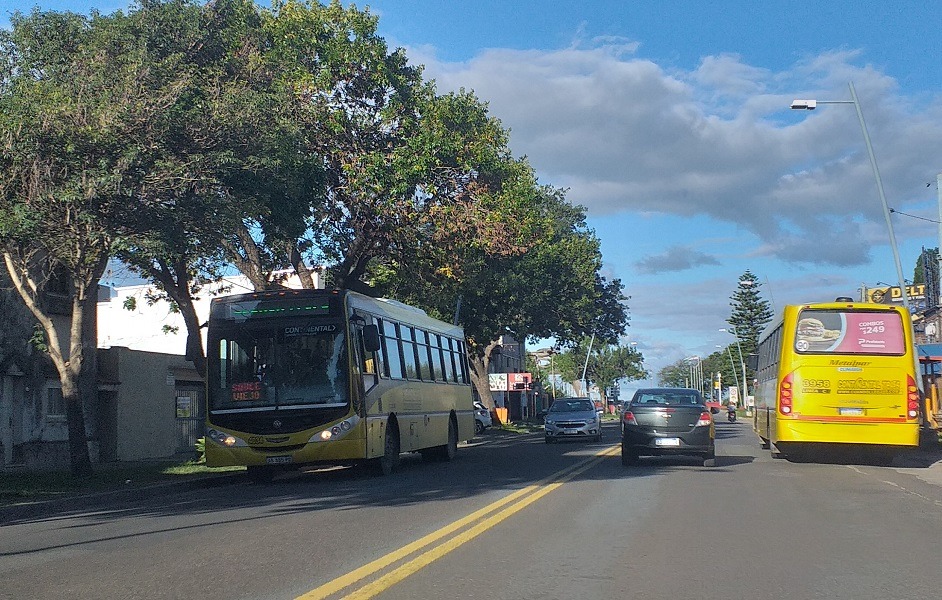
[[790, 99, 816, 110]]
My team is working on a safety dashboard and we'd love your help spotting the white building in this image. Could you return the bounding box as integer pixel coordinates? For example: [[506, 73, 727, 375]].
[[97, 271, 321, 354]]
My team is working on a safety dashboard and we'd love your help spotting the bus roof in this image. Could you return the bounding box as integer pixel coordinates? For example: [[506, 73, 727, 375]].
[[346, 290, 465, 338]]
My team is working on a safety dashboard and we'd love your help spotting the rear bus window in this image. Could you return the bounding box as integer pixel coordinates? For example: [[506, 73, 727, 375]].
[[794, 309, 905, 355]]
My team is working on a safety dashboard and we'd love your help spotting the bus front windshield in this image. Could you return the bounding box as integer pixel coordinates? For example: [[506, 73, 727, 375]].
[[211, 323, 349, 411]]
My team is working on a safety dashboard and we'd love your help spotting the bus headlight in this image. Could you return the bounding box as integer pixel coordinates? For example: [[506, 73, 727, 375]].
[[207, 429, 241, 447], [309, 416, 360, 443]]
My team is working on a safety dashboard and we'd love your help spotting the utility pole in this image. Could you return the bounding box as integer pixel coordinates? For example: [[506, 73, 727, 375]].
[[937, 173, 942, 306]]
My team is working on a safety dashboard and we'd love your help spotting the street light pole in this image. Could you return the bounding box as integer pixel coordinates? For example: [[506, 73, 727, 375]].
[[684, 355, 702, 395], [717, 344, 741, 398], [551, 351, 556, 404], [720, 328, 748, 407], [937, 173, 942, 306], [791, 82, 909, 310], [580, 333, 595, 398]]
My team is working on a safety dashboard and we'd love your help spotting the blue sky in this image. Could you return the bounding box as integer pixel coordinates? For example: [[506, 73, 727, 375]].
[[5, 1, 942, 382]]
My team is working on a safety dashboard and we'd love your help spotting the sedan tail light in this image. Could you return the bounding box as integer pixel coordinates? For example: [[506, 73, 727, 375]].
[[696, 412, 712, 427], [622, 411, 637, 426]]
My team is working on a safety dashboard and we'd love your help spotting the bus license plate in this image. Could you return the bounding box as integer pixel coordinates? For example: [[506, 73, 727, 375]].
[[655, 438, 681, 447], [839, 408, 864, 416], [266, 455, 293, 465]]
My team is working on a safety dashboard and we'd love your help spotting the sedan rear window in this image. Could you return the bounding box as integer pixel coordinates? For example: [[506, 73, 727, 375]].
[[634, 392, 700, 406]]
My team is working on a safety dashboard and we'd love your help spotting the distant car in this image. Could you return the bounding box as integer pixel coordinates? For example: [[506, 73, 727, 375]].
[[473, 401, 492, 434], [621, 387, 715, 467], [544, 397, 603, 443]]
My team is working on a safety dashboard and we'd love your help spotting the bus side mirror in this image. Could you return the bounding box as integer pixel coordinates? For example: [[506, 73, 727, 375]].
[[362, 324, 381, 353]]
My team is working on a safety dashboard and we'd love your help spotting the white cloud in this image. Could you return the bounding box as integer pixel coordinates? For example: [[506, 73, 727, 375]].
[[635, 246, 720, 274], [409, 43, 942, 267]]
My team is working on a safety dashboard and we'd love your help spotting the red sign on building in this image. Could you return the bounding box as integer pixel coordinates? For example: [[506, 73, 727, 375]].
[[507, 372, 532, 390]]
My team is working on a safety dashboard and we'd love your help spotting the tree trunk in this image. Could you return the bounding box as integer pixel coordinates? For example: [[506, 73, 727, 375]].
[[289, 244, 317, 289], [466, 340, 501, 410], [180, 297, 206, 379], [62, 292, 93, 476], [468, 354, 493, 409], [63, 370, 93, 476], [137, 258, 207, 378], [226, 222, 269, 291], [3, 252, 98, 476]]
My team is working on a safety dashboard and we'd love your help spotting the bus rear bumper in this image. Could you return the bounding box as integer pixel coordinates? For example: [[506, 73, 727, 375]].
[[775, 419, 919, 447]]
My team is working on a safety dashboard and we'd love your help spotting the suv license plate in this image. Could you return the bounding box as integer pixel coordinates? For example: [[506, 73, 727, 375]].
[[266, 455, 293, 465], [655, 438, 681, 447]]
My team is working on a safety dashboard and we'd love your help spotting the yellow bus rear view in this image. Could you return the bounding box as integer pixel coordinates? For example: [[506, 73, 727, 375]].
[[753, 299, 921, 460]]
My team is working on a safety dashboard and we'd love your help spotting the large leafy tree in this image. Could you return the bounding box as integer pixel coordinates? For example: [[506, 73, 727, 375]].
[[582, 341, 648, 404], [259, 0, 432, 293], [0, 5, 212, 474], [558, 337, 648, 399], [378, 166, 630, 406], [657, 359, 692, 388], [114, 0, 328, 377]]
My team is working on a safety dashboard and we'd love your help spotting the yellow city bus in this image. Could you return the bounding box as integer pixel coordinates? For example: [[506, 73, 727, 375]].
[[204, 288, 475, 481], [752, 298, 921, 461]]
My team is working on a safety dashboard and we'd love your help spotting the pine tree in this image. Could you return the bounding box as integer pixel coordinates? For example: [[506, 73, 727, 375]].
[[727, 270, 774, 354]]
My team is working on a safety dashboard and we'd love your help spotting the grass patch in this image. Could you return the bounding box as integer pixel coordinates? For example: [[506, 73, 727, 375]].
[[496, 422, 544, 434], [0, 461, 244, 506]]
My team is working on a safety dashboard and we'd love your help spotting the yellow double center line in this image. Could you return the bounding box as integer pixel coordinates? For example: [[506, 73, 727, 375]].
[[296, 444, 620, 600]]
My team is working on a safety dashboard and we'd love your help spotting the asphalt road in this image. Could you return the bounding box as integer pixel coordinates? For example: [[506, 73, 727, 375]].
[[3, 420, 942, 599]]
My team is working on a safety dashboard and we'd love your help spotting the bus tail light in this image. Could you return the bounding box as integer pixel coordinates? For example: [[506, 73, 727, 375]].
[[696, 412, 712, 427], [906, 375, 920, 419], [779, 372, 793, 415], [623, 411, 637, 426]]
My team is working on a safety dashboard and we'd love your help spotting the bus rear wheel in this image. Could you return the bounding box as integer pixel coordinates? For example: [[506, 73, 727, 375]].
[[423, 416, 458, 462], [440, 417, 459, 461]]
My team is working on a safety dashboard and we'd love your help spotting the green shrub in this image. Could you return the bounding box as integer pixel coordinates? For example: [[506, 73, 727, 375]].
[[195, 437, 206, 464]]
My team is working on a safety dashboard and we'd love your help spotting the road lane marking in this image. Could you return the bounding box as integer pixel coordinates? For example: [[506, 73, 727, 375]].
[[296, 444, 620, 600]]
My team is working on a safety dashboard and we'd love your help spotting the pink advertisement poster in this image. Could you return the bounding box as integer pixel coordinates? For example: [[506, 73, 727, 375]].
[[794, 310, 905, 355]]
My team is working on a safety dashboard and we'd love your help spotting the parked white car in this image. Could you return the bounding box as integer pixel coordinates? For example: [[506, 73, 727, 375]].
[[473, 401, 493, 434]]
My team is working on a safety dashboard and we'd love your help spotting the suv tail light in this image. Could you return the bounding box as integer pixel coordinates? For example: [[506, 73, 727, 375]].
[[622, 411, 637, 426], [906, 375, 920, 420], [779, 371, 794, 415], [696, 412, 712, 427]]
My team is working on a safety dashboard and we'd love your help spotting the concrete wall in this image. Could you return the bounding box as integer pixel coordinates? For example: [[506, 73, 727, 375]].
[[99, 346, 202, 462]]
